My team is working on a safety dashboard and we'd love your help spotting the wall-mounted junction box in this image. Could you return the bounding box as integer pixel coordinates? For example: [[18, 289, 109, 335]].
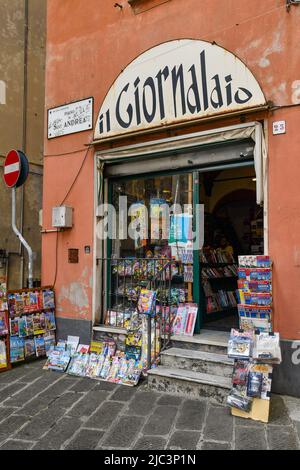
[[52, 206, 73, 228]]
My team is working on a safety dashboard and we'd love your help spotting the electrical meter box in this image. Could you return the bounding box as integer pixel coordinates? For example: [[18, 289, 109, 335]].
[[52, 206, 73, 228]]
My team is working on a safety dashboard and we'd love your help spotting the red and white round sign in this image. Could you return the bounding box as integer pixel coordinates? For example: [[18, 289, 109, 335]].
[[3, 150, 21, 188]]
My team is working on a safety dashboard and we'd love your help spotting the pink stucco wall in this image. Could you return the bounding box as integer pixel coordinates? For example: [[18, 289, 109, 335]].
[[43, 0, 300, 339]]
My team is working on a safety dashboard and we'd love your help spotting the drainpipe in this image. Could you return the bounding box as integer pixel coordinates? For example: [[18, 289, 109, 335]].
[[20, 0, 29, 288], [12, 187, 33, 289]]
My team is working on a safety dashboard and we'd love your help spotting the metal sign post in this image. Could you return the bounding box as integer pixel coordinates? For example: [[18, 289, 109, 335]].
[[11, 187, 33, 288], [3, 149, 32, 288]]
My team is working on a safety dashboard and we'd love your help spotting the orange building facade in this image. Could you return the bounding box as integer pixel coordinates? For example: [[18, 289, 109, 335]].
[[43, 0, 300, 395]]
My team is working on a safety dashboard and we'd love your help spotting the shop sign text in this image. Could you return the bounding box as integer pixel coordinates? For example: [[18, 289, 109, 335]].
[[95, 40, 266, 140]]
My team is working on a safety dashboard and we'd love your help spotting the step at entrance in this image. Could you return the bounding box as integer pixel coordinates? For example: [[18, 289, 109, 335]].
[[161, 348, 234, 378], [170, 329, 229, 355], [147, 329, 232, 403], [147, 366, 231, 405]]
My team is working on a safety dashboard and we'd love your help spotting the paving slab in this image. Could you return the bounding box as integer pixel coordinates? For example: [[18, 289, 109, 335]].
[[65, 429, 104, 450], [109, 385, 137, 402], [176, 399, 207, 431], [33, 416, 83, 450], [167, 430, 201, 450], [127, 391, 159, 416], [103, 415, 144, 448], [134, 436, 167, 450], [0, 407, 17, 422], [203, 405, 233, 442], [0, 439, 34, 450], [267, 425, 299, 450], [69, 378, 98, 393], [157, 395, 183, 406], [201, 441, 231, 450], [143, 405, 178, 436], [269, 394, 291, 425], [85, 401, 124, 430], [67, 390, 107, 419], [0, 415, 29, 442], [15, 405, 66, 440], [235, 426, 267, 450]]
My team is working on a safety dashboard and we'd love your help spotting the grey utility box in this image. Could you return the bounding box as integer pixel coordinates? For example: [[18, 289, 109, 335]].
[[52, 206, 73, 228]]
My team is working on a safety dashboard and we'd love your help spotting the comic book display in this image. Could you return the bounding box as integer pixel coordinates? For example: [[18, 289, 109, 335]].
[[44, 333, 144, 387], [44, 288, 167, 386], [7, 287, 56, 363], [227, 256, 281, 423]]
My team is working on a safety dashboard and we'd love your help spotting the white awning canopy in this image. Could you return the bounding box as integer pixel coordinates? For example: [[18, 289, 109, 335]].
[[97, 121, 267, 205]]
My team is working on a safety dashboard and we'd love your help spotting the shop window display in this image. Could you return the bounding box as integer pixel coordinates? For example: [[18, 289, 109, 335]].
[[105, 165, 264, 334]]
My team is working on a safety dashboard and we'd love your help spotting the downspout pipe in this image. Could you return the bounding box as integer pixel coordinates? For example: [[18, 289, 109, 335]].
[[20, 0, 29, 287], [12, 187, 33, 288]]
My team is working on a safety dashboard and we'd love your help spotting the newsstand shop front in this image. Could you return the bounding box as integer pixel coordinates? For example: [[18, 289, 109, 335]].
[[42, 1, 300, 399]]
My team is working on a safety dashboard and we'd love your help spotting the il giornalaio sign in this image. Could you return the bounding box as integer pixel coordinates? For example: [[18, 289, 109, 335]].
[[95, 39, 266, 140]]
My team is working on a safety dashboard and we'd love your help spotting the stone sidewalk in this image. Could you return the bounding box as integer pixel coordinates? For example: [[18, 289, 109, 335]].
[[0, 360, 299, 450]]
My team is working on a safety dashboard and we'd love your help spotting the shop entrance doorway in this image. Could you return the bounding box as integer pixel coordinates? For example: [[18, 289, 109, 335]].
[[199, 165, 264, 331]]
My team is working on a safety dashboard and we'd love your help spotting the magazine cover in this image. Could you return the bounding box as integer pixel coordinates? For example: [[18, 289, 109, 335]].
[[172, 305, 188, 336], [239, 316, 272, 333], [238, 304, 272, 319], [90, 340, 105, 355], [67, 336, 80, 356], [7, 293, 15, 317], [137, 289, 156, 316], [10, 337, 25, 363], [33, 314, 45, 335], [9, 317, 19, 336], [184, 305, 198, 336], [77, 344, 90, 354], [228, 329, 254, 360], [18, 316, 27, 338], [0, 284, 8, 311], [85, 353, 101, 378], [238, 268, 272, 282], [22, 292, 31, 314], [249, 362, 273, 400], [45, 310, 56, 330], [42, 289, 55, 309], [15, 293, 24, 315], [25, 315, 34, 336], [34, 335, 46, 357], [24, 338, 36, 357], [46, 347, 71, 372], [253, 332, 282, 363], [29, 291, 39, 312], [100, 356, 112, 379], [44, 332, 56, 355], [107, 356, 121, 382], [0, 312, 8, 336], [0, 340, 7, 369], [67, 352, 89, 376]]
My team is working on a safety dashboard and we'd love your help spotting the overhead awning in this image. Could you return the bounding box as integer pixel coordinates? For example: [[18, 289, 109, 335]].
[[96, 122, 267, 205]]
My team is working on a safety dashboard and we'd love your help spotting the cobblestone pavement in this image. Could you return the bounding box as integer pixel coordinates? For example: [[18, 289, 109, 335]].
[[0, 360, 299, 450]]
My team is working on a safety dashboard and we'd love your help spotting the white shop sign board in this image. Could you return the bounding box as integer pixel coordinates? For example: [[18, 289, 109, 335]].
[[95, 39, 266, 140], [48, 97, 94, 139]]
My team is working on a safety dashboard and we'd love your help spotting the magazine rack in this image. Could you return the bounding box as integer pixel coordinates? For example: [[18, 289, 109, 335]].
[[7, 285, 56, 365], [0, 310, 11, 373]]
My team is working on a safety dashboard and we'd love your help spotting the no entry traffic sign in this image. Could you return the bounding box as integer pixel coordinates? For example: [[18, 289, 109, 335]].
[[3, 149, 29, 188]]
